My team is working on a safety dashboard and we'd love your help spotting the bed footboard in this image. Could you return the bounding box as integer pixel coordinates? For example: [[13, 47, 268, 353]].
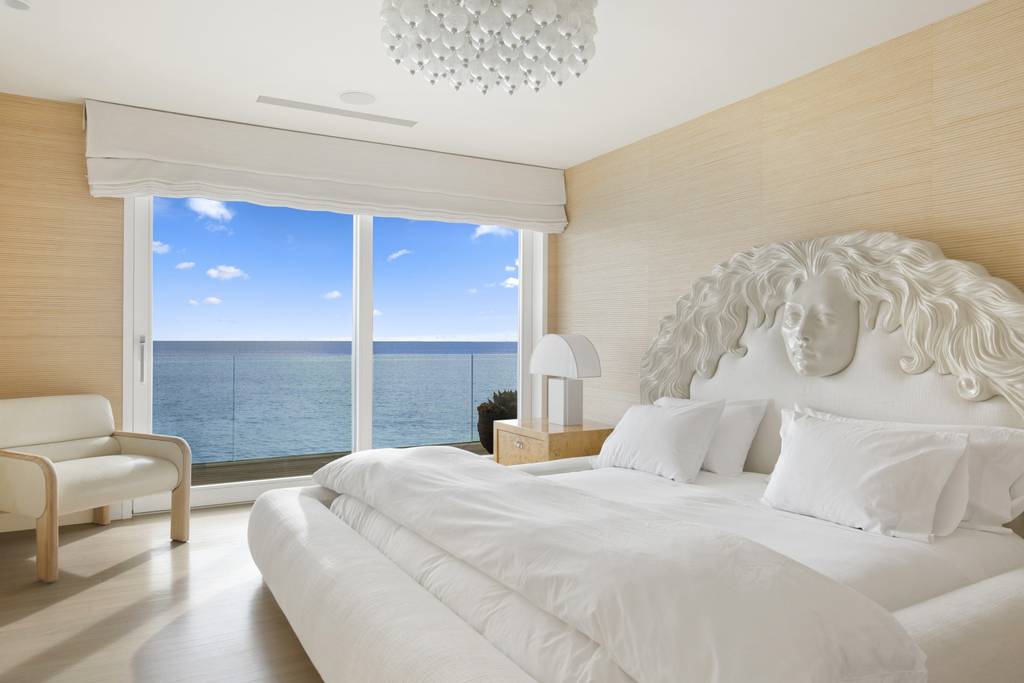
[[895, 567, 1024, 683], [248, 486, 534, 683]]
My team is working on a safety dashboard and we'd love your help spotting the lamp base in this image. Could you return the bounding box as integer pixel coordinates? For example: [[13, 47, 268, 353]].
[[548, 377, 583, 426]]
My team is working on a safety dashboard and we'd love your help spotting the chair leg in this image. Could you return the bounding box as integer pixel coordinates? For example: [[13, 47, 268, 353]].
[[170, 481, 190, 543], [93, 505, 111, 525], [36, 508, 58, 583]]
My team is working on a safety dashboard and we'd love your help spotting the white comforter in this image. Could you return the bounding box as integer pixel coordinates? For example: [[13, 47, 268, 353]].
[[314, 447, 927, 683], [552, 467, 1024, 611]]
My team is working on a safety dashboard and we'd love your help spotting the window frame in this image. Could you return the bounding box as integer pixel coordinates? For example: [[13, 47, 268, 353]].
[[124, 197, 545, 511]]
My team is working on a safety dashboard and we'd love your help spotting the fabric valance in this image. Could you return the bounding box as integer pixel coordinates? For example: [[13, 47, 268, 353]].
[[85, 100, 566, 233]]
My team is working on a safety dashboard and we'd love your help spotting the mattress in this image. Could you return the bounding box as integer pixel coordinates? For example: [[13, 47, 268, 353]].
[[547, 468, 1024, 610]]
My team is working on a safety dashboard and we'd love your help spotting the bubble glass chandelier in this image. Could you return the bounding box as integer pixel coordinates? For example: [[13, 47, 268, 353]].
[[380, 0, 598, 95]]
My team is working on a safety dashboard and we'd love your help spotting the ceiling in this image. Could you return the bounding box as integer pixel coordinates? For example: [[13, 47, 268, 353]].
[[0, 0, 984, 169]]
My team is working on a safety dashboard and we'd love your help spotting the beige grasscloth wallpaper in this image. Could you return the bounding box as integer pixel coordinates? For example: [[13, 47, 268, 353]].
[[550, 0, 1024, 425], [0, 93, 124, 425]]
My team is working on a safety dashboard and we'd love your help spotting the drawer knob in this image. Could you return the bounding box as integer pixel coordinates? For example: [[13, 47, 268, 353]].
[[514, 439, 524, 449]]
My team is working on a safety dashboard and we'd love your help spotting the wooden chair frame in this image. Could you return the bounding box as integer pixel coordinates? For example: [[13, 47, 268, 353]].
[[0, 433, 190, 583]]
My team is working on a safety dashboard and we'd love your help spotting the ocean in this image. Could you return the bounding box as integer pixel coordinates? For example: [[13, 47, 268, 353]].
[[153, 341, 518, 464]]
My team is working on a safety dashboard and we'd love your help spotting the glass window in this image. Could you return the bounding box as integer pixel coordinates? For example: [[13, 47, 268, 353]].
[[371, 218, 519, 449], [151, 198, 354, 466], [147, 199, 522, 481]]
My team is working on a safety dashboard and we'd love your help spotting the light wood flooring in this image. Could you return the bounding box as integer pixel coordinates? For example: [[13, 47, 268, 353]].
[[0, 505, 321, 682]]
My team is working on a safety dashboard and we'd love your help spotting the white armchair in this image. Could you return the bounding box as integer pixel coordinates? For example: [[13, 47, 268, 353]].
[[0, 394, 191, 582]]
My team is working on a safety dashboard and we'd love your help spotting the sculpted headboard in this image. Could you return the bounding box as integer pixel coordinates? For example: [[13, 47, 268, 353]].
[[641, 231, 1024, 474]]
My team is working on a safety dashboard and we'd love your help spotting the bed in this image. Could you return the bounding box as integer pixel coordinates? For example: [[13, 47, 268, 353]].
[[250, 231, 1024, 682]]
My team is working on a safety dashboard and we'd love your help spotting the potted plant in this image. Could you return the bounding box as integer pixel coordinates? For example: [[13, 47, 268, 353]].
[[477, 389, 517, 454]]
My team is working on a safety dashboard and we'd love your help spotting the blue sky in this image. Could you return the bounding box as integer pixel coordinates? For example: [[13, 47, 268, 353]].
[[152, 197, 519, 341]]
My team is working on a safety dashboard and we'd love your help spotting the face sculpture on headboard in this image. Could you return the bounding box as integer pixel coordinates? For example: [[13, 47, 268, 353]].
[[780, 274, 859, 377], [640, 231, 1024, 416]]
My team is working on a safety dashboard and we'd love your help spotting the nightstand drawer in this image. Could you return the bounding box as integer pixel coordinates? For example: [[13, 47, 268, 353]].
[[496, 430, 546, 465]]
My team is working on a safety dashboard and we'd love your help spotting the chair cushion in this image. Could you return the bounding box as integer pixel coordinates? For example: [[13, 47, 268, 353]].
[[0, 395, 115, 449], [55, 455, 179, 514], [23, 436, 122, 463]]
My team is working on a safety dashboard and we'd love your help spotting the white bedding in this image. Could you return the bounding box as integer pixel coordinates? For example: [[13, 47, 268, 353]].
[[250, 485, 1024, 683], [332, 493, 632, 683], [551, 468, 1024, 611], [316, 447, 930, 683]]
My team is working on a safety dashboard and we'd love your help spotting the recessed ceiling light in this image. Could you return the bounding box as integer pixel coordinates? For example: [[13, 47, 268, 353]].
[[6, 0, 31, 9], [339, 91, 376, 106]]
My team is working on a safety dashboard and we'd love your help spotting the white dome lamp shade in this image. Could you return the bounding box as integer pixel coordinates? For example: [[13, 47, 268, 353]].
[[529, 334, 601, 426]]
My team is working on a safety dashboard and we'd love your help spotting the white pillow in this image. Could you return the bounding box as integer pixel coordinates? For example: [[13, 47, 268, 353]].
[[799, 405, 1024, 534], [796, 406, 968, 537], [764, 410, 968, 541], [655, 397, 768, 476], [597, 401, 725, 482]]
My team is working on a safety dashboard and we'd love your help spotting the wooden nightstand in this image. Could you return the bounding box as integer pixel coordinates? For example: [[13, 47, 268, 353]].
[[493, 418, 613, 466]]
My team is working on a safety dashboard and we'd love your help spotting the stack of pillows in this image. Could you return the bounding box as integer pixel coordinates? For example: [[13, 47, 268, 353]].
[[597, 399, 1024, 541], [597, 398, 766, 482]]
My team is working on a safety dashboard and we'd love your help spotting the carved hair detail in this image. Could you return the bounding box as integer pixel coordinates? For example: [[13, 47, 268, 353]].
[[641, 231, 1024, 416]]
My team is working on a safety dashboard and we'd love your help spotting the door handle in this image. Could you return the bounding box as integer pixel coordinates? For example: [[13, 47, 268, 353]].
[[139, 334, 147, 383]]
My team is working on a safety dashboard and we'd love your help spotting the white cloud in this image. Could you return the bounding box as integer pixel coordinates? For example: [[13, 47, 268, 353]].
[[153, 240, 171, 254], [472, 225, 515, 240], [205, 223, 234, 236], [175, 261, 196, 270], [187, 299, 199, 306], [188, 198, 234, 222], [501, 277, 520, 288], [467, 288, 478, 295], [504, 264, 517, 272], [373, 309, 383, 317], [203, 296, 222, 305], [387, 248, 413, 262], [323, 290, 343, 300], [206, 265, 248, 280]]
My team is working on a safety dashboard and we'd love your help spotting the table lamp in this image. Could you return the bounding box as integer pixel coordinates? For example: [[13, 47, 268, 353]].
[[529, 334, 602, 426]]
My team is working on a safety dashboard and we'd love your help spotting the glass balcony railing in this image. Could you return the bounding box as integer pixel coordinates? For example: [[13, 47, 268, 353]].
[[152, 341, 517, 464], [372, 352, 517, 449]]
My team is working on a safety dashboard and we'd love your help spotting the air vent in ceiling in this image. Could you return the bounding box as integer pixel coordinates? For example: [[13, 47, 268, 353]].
[[256, 96, 417, 128]]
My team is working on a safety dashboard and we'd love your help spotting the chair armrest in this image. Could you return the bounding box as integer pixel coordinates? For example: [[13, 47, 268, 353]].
[[0, 449, 56, 518], [113, 432, 191, 488]]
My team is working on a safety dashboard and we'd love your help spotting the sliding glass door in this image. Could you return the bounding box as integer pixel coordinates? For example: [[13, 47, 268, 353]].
[[148, 198, 355, 480], [132, 196, 524, 483], [371, 217, 519, 449]]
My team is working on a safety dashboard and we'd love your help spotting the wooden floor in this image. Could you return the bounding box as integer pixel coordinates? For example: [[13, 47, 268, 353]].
[[0, 506, 322, 683]]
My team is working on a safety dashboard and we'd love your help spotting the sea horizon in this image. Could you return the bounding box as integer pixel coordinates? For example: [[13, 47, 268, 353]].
[[153, 338, 517, 344], [154, 339, 518, 345]]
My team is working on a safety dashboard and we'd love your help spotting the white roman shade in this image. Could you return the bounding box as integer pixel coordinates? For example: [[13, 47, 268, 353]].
[[85, 100, 566, 233]]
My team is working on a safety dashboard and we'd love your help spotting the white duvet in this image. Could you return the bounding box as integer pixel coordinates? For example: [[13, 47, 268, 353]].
[[554, 467, 1024, 611], [315, 447, 927, 683]]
